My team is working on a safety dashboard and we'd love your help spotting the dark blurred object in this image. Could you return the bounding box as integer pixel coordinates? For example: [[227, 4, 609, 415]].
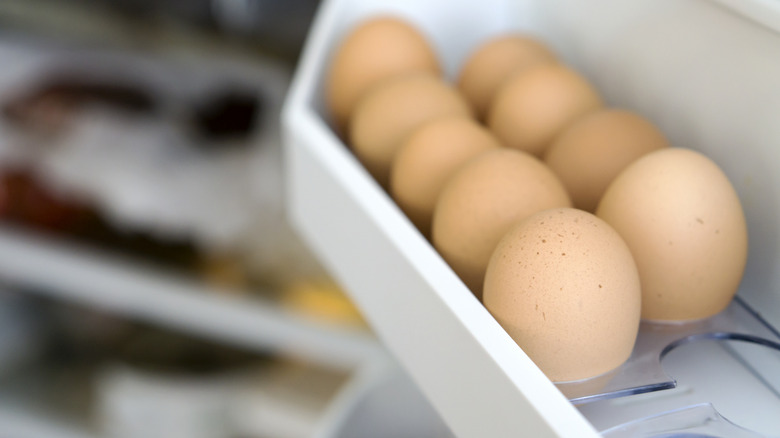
[[115, 326, 265, 375], [3, 75, 158, 135], [210, 0, 322, 59], [0, 0, 321, 63], [191, 87, 262, 142], [0, 166, 202, 273], [36, 296, 268, 374], [108, 0, 323, 59], [82, 227, 203, 275], [94, 0, 215, 25], [4, 75, 157, 116], [3, 71, 263, 144], [2, 89, 75, 137], [0, 167, 95, 233]]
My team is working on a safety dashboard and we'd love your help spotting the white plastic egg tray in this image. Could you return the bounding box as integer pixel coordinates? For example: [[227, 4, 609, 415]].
[[282, 0, 780, 436]]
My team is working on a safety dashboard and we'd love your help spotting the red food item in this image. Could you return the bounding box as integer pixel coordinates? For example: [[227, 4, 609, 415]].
[[0, 168, 94, 233]]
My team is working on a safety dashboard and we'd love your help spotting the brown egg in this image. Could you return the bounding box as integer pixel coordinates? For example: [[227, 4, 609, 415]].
[[544, 109, 670, 212], [349, 73, 473, 188], [487, 64, 602, 157], [457, 34, 557, 120], [390, 117, 501, 237], [483, 208, 641, 382], [432, 148, 571, 299], [325, 16, 442, 132], [597, 148, 748, 322]]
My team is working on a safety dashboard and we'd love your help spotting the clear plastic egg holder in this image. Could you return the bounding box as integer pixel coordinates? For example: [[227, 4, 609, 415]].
[[283, 0, 780, 435], [559, 297, 780, 404]]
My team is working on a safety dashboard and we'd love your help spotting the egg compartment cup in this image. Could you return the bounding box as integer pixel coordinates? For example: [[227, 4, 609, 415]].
[[559, 295, 780, 405]]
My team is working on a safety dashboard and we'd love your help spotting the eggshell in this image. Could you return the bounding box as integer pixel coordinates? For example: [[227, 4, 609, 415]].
[[457, 34, 557, 120], [483, 208, 641, 382], [432, 148, 571, 299], [544, 109, 670, 212], [596, 148, 748, 322], [349, 73, 473, 188], [390, 117, 501, 237], [487, 64, 602, 157], [325, 16, 442, 131]]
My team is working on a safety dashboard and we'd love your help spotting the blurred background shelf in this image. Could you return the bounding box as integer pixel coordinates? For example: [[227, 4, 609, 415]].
[[0, 226, 381, 370], [0, 404, 100, 438], [0, 2, 462, 438], [0, 283, 448, 438], [0, 281, 425, 438]]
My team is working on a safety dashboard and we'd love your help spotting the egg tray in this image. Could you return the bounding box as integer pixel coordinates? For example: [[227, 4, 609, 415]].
[[557, 295, 780, 405]]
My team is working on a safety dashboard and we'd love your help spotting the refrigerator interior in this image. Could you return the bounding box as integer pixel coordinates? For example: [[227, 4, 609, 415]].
[[0, 0, 779, 436]]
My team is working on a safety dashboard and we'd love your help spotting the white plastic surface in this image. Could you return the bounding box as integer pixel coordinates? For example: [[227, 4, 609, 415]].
[[283, 0, 780, 437]]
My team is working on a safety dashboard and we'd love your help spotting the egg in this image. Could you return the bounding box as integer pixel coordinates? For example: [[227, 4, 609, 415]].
[[390, 117, 501, 237], [457, 34, 557, 120], [483, 208, 641, 382], [432, 148, 571, 298], [349, 72, 473, 188], [544, 109, 670, 212], [596, 148, 748, 322], [487, 64, 602, 157], [325, 16, 442, 132]]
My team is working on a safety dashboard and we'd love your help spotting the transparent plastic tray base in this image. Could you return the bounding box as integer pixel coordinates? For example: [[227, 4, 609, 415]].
[[557, 296, 780, 404], [600, 402, 763, 438]]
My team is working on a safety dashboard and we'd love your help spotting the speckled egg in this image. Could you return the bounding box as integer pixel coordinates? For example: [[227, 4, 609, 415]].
[[483, 208, 641, 382]]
